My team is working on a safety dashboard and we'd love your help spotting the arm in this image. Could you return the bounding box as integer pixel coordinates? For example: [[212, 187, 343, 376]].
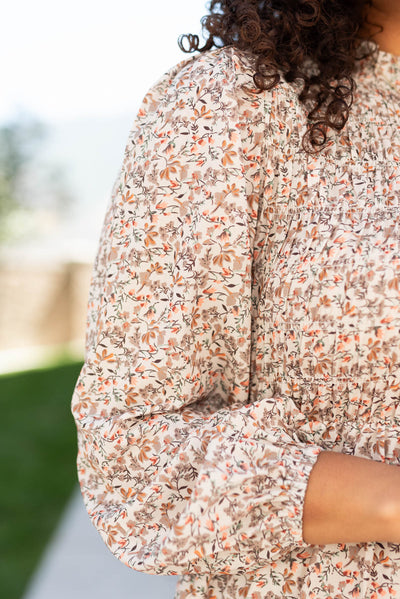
[[303, 450, 400, 544], [71, 47, 324, 576]]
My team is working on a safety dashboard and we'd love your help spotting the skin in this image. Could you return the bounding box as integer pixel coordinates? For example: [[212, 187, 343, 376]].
[[303, 452, 400, 544], [360, 0, 400, 56]]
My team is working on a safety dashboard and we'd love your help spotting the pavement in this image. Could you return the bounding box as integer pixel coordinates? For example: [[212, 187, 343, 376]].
[[22, 484, 178, 599]]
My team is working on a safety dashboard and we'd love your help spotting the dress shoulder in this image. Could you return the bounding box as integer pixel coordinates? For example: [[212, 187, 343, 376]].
[[127, 44, 307, 189], [132, 45, 266, 128]]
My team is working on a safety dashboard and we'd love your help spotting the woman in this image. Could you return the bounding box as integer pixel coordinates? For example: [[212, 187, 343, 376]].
[[71, 0, 400, 597]]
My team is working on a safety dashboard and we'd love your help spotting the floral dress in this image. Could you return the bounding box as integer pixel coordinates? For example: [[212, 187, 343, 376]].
[[71, 39, 400, 598]]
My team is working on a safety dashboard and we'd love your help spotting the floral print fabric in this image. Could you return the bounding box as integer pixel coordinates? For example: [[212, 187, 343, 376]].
[[71, 40, 400, 597]]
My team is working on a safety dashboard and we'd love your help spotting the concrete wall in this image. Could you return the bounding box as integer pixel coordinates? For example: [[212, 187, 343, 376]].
[[0, 261, 92, 354]]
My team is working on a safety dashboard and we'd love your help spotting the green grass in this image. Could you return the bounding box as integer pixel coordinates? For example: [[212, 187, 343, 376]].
[[0, 359, 84, 599]]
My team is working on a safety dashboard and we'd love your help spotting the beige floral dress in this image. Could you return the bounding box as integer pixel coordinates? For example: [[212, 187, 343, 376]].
[[71, 39, 400, 598]]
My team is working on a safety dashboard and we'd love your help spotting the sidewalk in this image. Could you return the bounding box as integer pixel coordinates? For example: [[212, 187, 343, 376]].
[[23, 484, 178, 599]]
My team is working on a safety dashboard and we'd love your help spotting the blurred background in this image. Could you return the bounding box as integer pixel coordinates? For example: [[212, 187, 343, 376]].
[[0, 1, 208, 597]]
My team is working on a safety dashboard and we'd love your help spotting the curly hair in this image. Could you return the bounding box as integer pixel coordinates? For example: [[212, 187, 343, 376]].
[[177, 0, 382, 154]]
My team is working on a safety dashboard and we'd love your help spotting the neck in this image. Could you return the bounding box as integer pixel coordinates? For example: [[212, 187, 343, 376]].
[[360, 2, 400, 56]]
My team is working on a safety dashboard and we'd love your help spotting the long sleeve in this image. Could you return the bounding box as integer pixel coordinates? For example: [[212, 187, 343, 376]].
[[71, 45, 323, 577]]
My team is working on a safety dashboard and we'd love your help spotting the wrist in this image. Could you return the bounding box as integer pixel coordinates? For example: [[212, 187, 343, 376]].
[[376, 466, 400, 542]]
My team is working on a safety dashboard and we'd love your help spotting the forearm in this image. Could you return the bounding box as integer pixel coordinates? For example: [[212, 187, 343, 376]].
[[302, 450, 400, 545]]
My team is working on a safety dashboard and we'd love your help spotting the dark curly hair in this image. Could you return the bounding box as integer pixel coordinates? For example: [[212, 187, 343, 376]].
[[178, 0, 382, 154]]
